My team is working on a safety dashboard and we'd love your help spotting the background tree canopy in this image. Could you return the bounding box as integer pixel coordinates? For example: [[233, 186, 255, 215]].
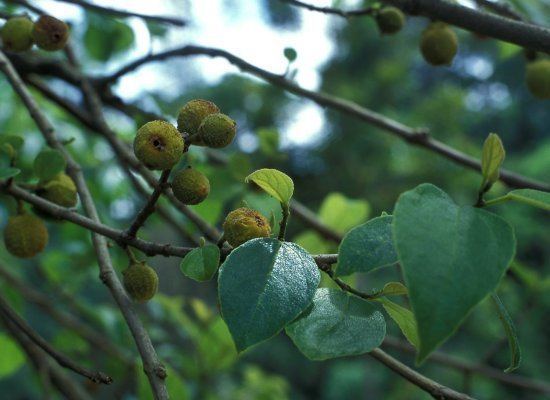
[[0, 0, 549, 399]]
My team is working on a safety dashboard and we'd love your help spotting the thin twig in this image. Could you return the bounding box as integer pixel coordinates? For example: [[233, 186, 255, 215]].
[[126, 169, 171, 237], [474, 0, 525, 21], [0, 313, 94, 400], [95, 45, 549, 191], [0, 294, 113, 384], [280, 0, 375, 18], [369, 348, 474, 400], [0, 263, 135, 367]]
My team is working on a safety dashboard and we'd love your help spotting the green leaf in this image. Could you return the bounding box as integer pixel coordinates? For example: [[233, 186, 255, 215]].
[[258, 128, 280, 157], [491, 293, 521, 373], [0, 135, 24, 151], [283, 47, 297, 62], [376, 297, 419, 348], [180, 245, 220, 282], [319, 192, 370, 234], [285, 288, 386, 360], [218, 238, 320, 352], [0, 333, 25, 378], [335, 215, 397, 276], [393, 184, 515, 363], [0, 167, 20, 179], [481, 133, 505, 188], [506, 189, 550, 211], [245, 168, 294, 205], [34, 149, 66, 182]]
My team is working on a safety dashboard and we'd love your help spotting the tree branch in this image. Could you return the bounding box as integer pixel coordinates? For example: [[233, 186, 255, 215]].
[[126, 169, 171, 238], [280, 0, 375, 18], [0, 50, 169, 399], [0, 313, 95, 400], [474, 0, 525, 21], [382, 0, 550, 53], [0, 294, 112, 384], [95, 45, 549, 191], [369, 348, 474, 400]]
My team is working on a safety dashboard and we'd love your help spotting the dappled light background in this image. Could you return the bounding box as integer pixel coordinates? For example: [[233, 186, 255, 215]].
[[0, 0, 549, 399]]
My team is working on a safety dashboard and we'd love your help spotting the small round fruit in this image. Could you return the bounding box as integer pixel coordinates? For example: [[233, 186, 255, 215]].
[[420, 23, 458, 66], [4, 214, 48, 258], [526, 59, 550, 99], [376, 7, 405, 35], [32, 15, 69, 51], [197, 113, 237, 148], [1, 16, 34, 52], [122, 262, 159, 303], [172, 168, 210, 205], [38, 173, 78, 207], [222, 207, 271, 247], [134, 120, 184, 170], [177, 99, 220, 136]]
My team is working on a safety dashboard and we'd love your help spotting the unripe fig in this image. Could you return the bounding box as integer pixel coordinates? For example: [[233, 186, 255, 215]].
[[133, 120, 184, 170], [122, 261, 159, 303], [4, 213, 48, 258], [420, 23, 458, 66], [376, 7, 405, 35], [1, 16, 34, 52], [172, 167, 210, 205], [177, 99, 219, 136], [197, 113, 237, 148], [222, 207, 271, 247], [38, 173, 78, 207], [32, 15, 69, 51], [526, 59, 550, 99]]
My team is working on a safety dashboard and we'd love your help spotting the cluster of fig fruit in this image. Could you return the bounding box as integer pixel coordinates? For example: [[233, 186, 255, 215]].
[[124, 99, 271, 302], [1, 15, 69, 52], [3, 172, 78, 258]]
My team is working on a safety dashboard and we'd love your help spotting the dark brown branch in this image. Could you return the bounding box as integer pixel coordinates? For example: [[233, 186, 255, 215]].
[[474, 0, 525, 21], [382, 0, 550, 54], [382, 337, 550, 396], [280, 0, 375, 18], [126, 169, 171, 237], [369, 348, 474, 400], [96, 45, 550, 191], [0, 294, 112, 384]]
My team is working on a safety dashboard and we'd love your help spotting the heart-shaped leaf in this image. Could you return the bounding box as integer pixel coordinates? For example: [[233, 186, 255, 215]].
[[245, 168, 294, 205], [180, 245, 220, 282], [393, 184, 515, 362], [34, 149, 66, 182], [286, 288, 386, 360], [335, 215, 397, 277], [218, 238, 319, 352]]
